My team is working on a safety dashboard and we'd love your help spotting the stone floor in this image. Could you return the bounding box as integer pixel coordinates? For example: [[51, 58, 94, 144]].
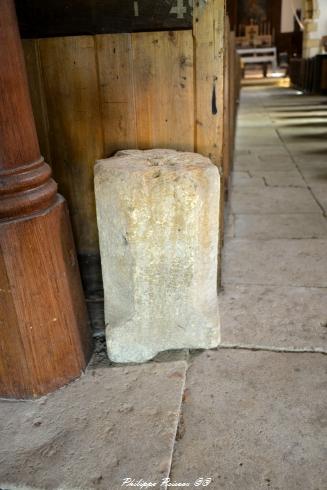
[[1, 83, 327, 490], [171, 85, 327, 490]]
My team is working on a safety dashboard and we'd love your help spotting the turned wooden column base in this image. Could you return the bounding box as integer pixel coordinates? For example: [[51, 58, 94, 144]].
[[0, 195, 92, 399]]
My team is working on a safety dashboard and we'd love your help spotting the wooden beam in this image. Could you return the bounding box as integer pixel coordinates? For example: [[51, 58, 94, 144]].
[[15, 0, 193, 38]]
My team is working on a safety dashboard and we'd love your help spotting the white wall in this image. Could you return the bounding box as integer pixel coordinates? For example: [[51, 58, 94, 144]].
[[281, 0, 302, 33], [317, 0, 327, 38]]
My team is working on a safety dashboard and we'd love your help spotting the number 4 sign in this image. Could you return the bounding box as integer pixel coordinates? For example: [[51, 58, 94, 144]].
[[169, 0, 193, 19]]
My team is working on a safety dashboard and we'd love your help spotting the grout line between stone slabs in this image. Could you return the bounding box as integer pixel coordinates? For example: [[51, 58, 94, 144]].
[[224, 234, 327, 240], [166, 361, 190, 489], [230, 212, 325, 216], [222, 281, 327, 289], [219, 343, 327, 355], [227, 211, 326, 216]]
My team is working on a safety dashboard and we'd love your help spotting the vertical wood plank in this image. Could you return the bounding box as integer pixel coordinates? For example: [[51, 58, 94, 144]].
[[131, 30, 194, 151], [229, 29, 236, 177], [38, 36, 104, 254], [23, 39, 52, 164], [96, 33, 137, 157], [193, 0, 226, 166], [223, 16, 231, 195], [193, 0, 226, 289]]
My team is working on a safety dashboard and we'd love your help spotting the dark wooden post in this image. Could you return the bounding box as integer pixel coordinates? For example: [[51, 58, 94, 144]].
[[0, 0, 92, 399]]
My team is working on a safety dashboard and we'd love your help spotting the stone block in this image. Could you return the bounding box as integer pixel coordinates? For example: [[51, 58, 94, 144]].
[[94, 149, 220, 363]]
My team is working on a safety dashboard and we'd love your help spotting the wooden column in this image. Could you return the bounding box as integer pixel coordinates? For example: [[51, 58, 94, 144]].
[[0, 0, 92, 399]]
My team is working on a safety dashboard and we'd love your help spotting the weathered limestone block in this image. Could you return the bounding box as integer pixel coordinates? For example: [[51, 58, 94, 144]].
[[94, 149, 220, 363]]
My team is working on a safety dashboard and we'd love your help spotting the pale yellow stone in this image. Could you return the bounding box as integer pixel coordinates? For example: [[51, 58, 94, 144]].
[[303, 38, 320, 48], [94, 149, 221, 362]]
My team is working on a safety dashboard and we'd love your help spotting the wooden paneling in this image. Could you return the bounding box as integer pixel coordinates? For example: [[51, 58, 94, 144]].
[[223, 16, 230, 193], [97, 30, 194, 155], [290, 55, 327, 94], [193, 0, 226, 167], [22, 39, 51, 163], [229, 30, 237, 171], [132, 30, 194, 151], [96, 34, 137, 157], [38, 36, 104, 254], [193, 0, 226, 289], [321, 57, 327, 91]]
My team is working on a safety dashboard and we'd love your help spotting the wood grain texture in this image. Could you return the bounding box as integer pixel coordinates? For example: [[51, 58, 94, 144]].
[[0, 197, 92, 399], [96, 33, 137, 157], [193, 0, 226, 167], [38, 36, 104, 254], [228, 30, 237, 182], [0, 0, 39, 170], [0, 0, 91, 398], [22, 39, 52, 164], [193, 0, 226, 289], [0, 0, 56, 219], [223, 16, 231, 194], [132, 30, 194, 151]]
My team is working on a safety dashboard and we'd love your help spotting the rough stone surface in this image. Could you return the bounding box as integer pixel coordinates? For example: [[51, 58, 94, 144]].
[[94, 149, 220, 363], [171, 350, 327, 490], [230, 171, 265, 188], [234, 155, 295, 172], [300, 167, 327, 183], [229, 187, 321, 214], [260, 170, 306, 187], [223, 238, 327, 287], [294, 156, 327, 170], [0, 361, 187, 490], [228, 213, 327, 239], [236, 128, 281, 146], [309, 184, 327, 214], [220, 285, 327, 350], [283, 141, 327, 155], [231, 170, 306, 188]]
